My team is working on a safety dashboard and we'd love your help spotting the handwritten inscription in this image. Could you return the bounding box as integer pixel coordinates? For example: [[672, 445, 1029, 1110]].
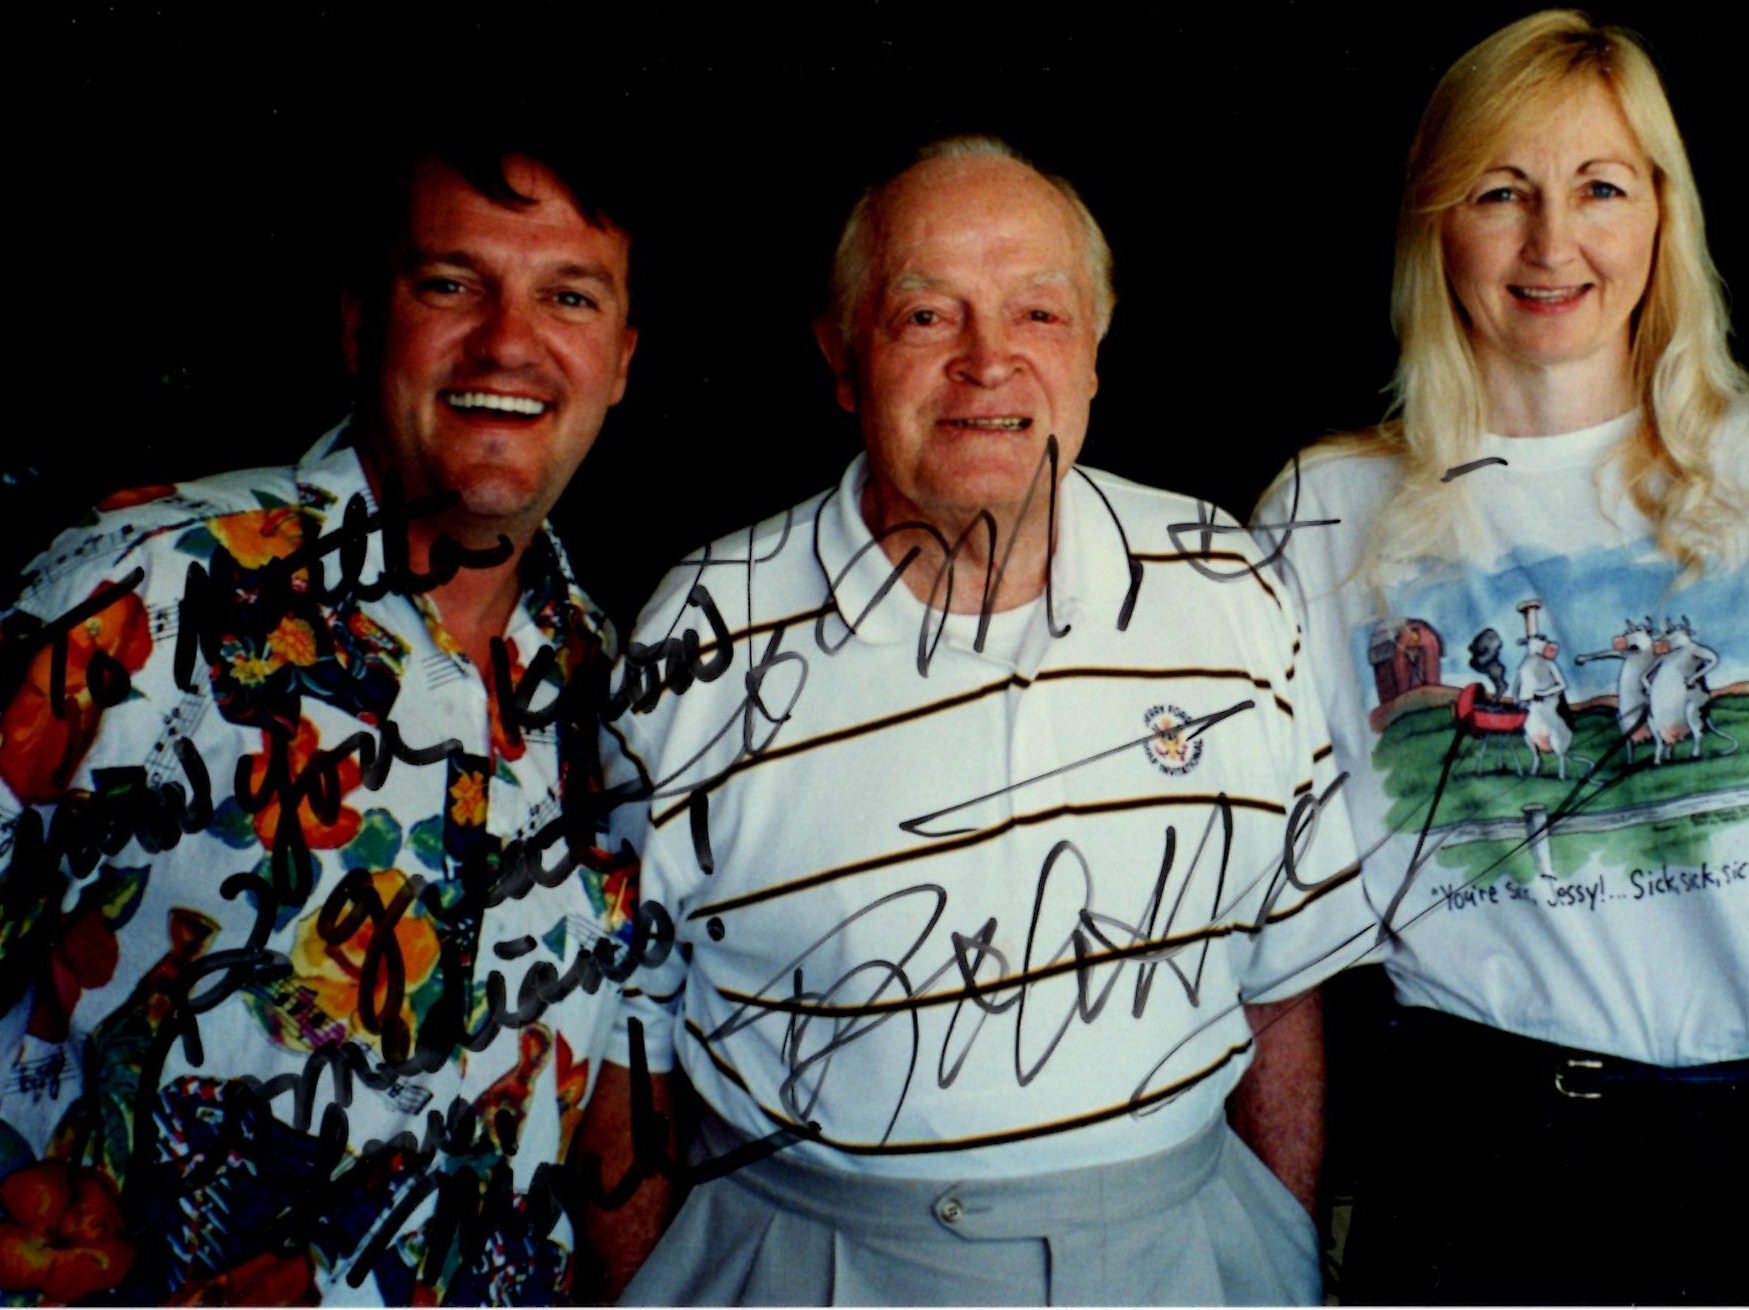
[[0, 486, 673, 1297], [1441, 456, 1509, 483], [586, 448, 1365, 1164], [701, 777, 1353, 1143], [0, 446, 1462, 1299]]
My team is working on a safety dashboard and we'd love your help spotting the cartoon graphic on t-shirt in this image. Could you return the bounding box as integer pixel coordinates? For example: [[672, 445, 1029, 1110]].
[[1511, 601, 1591, 779], [1357, 551, 1747, 888], [1645, 618, 1733, 762], [1448, 602, 1593, 780], [1574, 616, 1660, 762]]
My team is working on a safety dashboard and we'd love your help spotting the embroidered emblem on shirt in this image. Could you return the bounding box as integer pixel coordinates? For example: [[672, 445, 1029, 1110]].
[[1143, 703, 1203, 776]]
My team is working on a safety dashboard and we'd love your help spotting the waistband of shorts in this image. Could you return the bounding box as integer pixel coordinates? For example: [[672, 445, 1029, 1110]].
[[695, 1109, 1230, 1240], [1390, 1005, 1749, 1100]]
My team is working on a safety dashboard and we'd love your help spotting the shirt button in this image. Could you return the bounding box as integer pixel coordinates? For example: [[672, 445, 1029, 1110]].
[[936, 1197, 964, 1224]]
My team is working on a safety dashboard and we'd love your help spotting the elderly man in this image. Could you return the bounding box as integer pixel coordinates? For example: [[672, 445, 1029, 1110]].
[[598, 137, 1368, 1304], [0, 139, 639, 1304]]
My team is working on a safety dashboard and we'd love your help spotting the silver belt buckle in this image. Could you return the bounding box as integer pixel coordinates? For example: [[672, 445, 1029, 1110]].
[[1555, 1057, 1605, 1099]]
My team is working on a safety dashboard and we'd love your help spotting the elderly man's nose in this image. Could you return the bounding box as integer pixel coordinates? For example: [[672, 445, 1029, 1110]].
[[952, 317, 1019, 387]]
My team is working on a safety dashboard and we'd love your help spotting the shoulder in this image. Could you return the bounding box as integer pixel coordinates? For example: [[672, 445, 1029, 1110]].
[[1238, 435, 1402, 618], [0, 461, 299, 811], [1070, 462, 1234, 526], [627, 486, 834, 641], [604, 487, 833, 769], [11, 462, 301, 624], [1071, 463, 1258, 567], [1076, 460, 1291, 567], [527, 529, 619, 661], [1068, 466, 1305, 647], [1251, 435, 1401, 582], [1254, 433, 1402, 524]]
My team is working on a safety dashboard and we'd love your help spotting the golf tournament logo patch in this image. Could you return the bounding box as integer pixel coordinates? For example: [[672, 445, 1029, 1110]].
[[1143, 703, 1202, 776]]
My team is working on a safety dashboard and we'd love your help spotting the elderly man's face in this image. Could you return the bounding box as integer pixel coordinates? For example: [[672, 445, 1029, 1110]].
[[346, 155, 637, 543], [829, 155, 1100, 537]]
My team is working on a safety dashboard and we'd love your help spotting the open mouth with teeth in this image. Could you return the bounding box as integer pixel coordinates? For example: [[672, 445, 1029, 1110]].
[[940, 416, 1033, 430], [443, 390, 550, 418], [1509, 285, 1591, 308]]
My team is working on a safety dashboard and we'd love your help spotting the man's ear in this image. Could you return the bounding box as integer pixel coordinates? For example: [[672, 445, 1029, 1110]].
[[607, 325, 639, 407], [813, 317, 857, 415], [341, 290, 365, 377]]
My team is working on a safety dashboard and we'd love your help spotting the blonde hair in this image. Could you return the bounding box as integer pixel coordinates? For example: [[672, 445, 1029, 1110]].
[[825, 134, 1116, 346], [1370, 9, 1747, 577]]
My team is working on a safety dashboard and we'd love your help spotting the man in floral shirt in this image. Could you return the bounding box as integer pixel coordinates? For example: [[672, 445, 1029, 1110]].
[[0, 138, 647, 1304]]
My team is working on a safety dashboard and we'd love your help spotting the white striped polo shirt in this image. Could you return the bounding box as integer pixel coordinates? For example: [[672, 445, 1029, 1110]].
[[602, 456, 1371, 1178]]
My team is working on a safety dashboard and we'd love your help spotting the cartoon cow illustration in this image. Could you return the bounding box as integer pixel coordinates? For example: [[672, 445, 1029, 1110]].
[[1575, 616, 1659, 762], [1644, 617, 1731, 762], [1511, 600, 1586, 780]]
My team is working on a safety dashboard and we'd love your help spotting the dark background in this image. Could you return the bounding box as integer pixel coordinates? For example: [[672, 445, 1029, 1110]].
[[15, 0, 1747, 629], [13, 5, 1744, 1267]]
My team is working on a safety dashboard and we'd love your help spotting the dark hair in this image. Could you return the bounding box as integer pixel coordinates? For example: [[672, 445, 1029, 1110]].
[[343, 116, 640, 327]]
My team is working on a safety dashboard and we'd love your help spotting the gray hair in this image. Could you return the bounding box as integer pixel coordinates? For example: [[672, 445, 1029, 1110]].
[[825, 134, 1116, 344]]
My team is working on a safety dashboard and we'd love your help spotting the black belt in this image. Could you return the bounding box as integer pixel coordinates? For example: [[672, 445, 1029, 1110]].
[[1389, 1005, 1749, 1102]]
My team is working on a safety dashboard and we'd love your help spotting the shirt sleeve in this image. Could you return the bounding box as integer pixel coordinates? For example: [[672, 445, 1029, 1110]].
[[2, 517, 170, 968], [598, 704, 689, 1075], [1232, 493, 1382, 1001]]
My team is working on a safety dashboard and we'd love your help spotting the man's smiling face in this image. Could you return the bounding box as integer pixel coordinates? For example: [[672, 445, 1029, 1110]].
[[349, 154, 637, 545], [833, 153, 1100, 541]]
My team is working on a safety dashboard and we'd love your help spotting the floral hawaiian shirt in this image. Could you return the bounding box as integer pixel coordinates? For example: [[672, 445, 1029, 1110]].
[[0, 425, 637, 1305]]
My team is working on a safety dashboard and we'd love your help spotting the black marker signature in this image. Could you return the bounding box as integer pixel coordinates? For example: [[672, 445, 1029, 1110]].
[[0, 478, 700, 1297], [901, 699, 1256, 838], [697, 778, 1357, 1149], [2, 432, 1388, 1299], [1203, 453, 1342, 580], [1441, 456, 1508, 482], [88, 840, 680, 1296], [1374, 701, 1651, 946], [172, 476, 511, 696], [12, 569, 150, 720]]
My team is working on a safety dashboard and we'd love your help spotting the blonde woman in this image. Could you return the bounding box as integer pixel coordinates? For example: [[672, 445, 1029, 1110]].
[[1255, 11, 1748, 1303]]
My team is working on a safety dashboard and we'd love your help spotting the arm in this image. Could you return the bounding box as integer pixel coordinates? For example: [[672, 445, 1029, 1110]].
[[1692, 645, 1720, 686], [575, 1058, 678, 1304], [1228, 989, 1325, 1217]]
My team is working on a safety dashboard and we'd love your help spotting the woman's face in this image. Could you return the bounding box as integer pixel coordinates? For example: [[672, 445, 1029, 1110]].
[[1441, 80, 1659, 390]]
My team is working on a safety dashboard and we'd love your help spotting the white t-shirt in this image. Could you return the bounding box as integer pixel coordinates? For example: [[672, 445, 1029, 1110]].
[[1255, 407, 1749, 1066], [601, 457, 1375, 1177]]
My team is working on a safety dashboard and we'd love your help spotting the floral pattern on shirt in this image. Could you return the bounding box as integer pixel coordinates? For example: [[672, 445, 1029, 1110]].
[[0, 428, 628, 1306], [0, 583, 152, 806]]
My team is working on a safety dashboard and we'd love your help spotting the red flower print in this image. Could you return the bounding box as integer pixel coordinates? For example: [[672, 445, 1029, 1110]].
[[0, 584, 152, 804], [164, 1249, 317, 1306], [27, 901, 120, 1043], [0, 1161, 136, 1303], [243, 719, 364, 851], [95, 484, 176, 512]]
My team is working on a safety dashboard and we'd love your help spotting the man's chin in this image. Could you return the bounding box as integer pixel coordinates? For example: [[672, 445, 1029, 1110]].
[[427, 472, 550, 543], [917, 465, 1069, 533]]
